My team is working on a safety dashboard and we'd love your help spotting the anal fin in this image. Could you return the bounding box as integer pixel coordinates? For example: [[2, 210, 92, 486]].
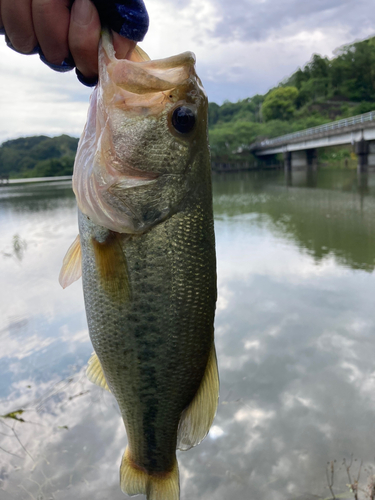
[[59, 235, 82, 289], [86, 352, 110, 392], [177, 343, 219, 451], [120, 447, 179, 500]]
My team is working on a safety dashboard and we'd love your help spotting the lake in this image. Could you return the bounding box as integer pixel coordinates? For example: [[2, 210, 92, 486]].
[[1, 169, 375, 500]]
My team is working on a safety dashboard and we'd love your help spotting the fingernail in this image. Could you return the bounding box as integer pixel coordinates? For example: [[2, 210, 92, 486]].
[[5, 33, 39, 55], [72, 0, 94, 27], [39, 50, 75, 72], [76, 68, 98, 87], [64, 53, 75, 67]]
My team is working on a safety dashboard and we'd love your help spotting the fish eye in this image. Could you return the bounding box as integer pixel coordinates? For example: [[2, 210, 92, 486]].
[[171, 106, 196, 134]]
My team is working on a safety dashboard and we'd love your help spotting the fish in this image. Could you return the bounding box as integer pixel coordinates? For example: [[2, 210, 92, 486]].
[[59, 30, 218, 500]]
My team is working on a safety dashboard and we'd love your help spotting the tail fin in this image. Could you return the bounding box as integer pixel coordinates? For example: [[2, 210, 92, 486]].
[[120, 447, 179, 500]]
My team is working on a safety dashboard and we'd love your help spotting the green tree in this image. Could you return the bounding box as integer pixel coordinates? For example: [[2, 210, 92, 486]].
[[209, 121, 260, 161], [308, 54, 329, 79], [261, 87, 299, 121], [24, 157, 75, 178], [208, 102, 220, 127], [294, 68, 309, 90], [299, 77, 329, 101], [0, 135, 78, 178]]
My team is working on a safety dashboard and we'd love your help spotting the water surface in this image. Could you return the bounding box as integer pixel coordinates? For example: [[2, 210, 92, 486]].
[[1, 169, 375, 500]]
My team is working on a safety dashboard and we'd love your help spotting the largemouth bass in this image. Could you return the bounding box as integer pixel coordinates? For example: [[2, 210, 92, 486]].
[[60, 30, 218, 500]]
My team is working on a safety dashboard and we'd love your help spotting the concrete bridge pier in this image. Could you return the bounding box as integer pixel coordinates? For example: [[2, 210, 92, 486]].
[[354, 139, 375, 172], [355, 139, 369, 173], [284, 149, 318, 171], [284, 152, 292, 171], [306, 148, 318, 169]]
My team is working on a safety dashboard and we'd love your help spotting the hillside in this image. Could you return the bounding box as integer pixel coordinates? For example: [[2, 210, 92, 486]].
[[209, 36, 375, 163], [0, 135, 79, 178]]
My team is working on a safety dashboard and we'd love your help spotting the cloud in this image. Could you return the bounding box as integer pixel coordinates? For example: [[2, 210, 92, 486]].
[[0, 41, 91, 144], [210, 0, 360, 42]]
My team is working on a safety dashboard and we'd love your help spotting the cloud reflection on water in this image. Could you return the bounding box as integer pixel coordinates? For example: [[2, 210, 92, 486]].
[[1, 173, 375, 499]]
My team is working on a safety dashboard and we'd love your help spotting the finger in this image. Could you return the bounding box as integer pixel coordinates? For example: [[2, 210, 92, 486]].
[[69, 0, 100, 79], [112, 31, 136, 60], [32, 0, 71, 65], [1, 0, 37, 53]]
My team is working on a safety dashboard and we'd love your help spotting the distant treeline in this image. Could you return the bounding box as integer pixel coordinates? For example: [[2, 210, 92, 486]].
[[209, 36, 375, 163], [0, 135, 78, 178]]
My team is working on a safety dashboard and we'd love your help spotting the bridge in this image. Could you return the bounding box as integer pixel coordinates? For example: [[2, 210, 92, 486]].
[[252, 111, 375, 172]]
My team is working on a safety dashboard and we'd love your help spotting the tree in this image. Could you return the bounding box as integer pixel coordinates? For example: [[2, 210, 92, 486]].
[[261, 87, 299, 121], [209, 121, 260, 161], [308, 54, 329, 79], [0, 135, 78, 178], [294, 68, 309, 90], [208, 102, 220, 127]]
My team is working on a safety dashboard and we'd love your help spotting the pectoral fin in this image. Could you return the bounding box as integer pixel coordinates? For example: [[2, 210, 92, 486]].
[[92, 233, 131, 302], [59, 235, 82, 289], [177, 343, 219, 451], [86, 353, 110, 392]]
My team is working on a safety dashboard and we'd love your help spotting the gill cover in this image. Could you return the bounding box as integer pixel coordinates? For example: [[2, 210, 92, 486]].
[[72, 30, 208, 234]]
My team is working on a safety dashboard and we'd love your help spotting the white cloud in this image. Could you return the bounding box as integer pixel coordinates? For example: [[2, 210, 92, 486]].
[[0, 40, 91, 144], [209, 425, 225, 439], [244, 339, 260, 350]]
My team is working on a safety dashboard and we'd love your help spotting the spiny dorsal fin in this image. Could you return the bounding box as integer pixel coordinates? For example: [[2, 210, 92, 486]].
[[59, 235, 82, 289], [130, 45, 151, 62], [177, 343, 219, 451], [120, 446, 179, 500], [86, 352, 110, 392]]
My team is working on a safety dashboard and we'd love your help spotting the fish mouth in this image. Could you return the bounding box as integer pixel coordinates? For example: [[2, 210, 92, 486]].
[[108, 51, 196, 94], [99, 30, 203, 115], [106, 161, 160, 188]]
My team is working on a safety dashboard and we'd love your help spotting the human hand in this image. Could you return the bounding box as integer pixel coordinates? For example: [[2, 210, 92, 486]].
[[0, 0, 148, 85]]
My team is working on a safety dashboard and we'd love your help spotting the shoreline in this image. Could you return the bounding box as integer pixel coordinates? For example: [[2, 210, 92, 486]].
[[7, 175, 72, 185]]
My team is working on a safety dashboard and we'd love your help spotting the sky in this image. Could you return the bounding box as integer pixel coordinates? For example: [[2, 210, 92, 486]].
[[1, 0, 375, 144]]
